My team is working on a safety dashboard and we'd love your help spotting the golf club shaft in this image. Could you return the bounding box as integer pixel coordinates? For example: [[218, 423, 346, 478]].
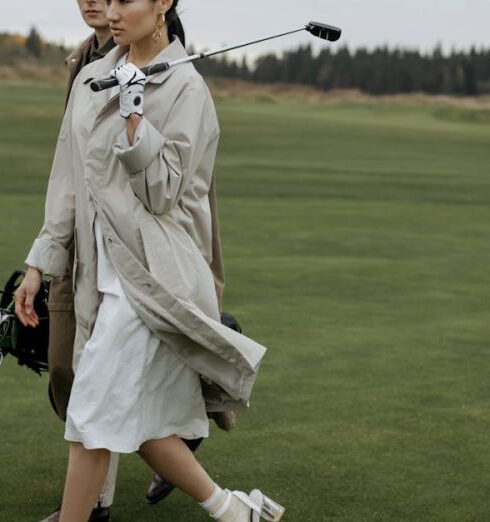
[[190, 26, 307, 61], [91, 24, 323, 92], [90, 22, 342, 92]]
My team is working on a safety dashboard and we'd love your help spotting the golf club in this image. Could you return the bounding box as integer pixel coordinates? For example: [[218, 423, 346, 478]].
[[90, 21, 342, 92]]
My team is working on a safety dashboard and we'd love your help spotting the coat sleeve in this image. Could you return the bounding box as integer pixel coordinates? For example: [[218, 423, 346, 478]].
[[25, 79, 77, 278], [113, 78, 219, 216]]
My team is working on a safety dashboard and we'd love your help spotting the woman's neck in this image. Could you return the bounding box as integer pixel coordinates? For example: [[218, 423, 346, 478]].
[[127, 33, 170, 69]]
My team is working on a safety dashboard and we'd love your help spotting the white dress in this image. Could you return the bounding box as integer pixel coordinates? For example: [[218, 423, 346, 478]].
[[64, 213, 210, 453], [64, 61, 209, 452]]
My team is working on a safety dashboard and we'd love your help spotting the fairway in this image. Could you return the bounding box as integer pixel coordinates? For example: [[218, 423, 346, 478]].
[[1, 85, 490, 521]]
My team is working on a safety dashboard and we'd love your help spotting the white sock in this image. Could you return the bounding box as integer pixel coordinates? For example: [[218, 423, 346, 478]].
[[199, 484, 230, 518], [199, 484, 252, 521]]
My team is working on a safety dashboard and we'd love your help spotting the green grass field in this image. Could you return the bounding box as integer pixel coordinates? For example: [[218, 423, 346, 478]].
[[1, 85, 490, 521]]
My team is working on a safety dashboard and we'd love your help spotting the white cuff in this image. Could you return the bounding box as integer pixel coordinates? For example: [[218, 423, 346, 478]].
[[25, 237, 70, 278]]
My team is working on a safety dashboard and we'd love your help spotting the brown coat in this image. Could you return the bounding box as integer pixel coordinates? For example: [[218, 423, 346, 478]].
[[47, 35, 226, 419]]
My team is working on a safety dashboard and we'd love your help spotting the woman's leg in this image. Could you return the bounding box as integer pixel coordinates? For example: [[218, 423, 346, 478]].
[[59, 442, 111, 522], [138, 435, 214, 502], [138, 435, 285, 521]]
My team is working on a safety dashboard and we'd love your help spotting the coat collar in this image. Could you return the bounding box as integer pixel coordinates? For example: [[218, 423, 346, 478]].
[[145, 34, 190, 85], [66, 34, 93, 65], [66, 34, 94, 75]]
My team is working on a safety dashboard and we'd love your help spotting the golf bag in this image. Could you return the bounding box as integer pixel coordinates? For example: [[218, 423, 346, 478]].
[[0, 270, 50, 375]]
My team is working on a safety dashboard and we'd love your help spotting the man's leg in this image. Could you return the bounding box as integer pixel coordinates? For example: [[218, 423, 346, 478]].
[[98, 452, 119, 509]]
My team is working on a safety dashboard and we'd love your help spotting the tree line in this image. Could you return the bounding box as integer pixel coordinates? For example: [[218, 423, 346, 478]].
[[1, 27, 489, 96], [0, 28, 67, 65], [193, 44, 490, 96]]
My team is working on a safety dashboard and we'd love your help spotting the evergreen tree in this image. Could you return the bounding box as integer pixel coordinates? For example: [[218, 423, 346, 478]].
[[25, 26, 42, 58]]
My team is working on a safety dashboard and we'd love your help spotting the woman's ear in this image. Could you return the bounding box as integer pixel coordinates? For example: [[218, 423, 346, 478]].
[[159, 0, 174, 16]]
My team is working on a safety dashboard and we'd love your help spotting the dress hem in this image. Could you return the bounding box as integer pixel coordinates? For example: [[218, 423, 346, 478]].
[[64, 428, 209, 454]]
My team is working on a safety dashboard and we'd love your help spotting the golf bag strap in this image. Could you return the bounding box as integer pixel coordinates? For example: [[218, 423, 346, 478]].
[[0, 270, 25, 309]]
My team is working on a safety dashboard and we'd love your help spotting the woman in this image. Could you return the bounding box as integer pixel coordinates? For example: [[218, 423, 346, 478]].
[[14, 0, 285, 521]]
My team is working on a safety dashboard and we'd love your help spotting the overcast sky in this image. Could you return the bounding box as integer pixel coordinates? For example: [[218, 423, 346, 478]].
[[2, 0, 488, 62]]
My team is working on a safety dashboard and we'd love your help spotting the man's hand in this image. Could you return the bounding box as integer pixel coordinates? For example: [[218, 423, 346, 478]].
[[14, 267, 42, 328], [111, 63, 146, 119]]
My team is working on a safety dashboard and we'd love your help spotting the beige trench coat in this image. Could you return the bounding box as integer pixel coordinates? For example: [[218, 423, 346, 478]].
[[26, 36, 266, 411]]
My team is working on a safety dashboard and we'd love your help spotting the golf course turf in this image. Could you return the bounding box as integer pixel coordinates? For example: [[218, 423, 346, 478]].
[[0, 85, 489, 521]]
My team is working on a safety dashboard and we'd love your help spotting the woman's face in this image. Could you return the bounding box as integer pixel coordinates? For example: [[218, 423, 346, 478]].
[[106, 0, 171, 46]]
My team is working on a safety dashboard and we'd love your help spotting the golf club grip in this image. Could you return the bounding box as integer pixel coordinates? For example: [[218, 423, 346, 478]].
[[90, 77, 118, 92], [90, 62, 171, 92]]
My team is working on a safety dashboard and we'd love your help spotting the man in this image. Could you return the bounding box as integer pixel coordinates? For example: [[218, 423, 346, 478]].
[[41, 1, 235, 521]]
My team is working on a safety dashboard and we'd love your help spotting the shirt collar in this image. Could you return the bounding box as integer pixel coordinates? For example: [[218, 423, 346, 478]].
[[89, 35, 116, 63]]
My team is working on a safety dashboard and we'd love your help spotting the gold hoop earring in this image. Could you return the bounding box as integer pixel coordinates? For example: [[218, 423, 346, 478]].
[[152, 13, 166, 41]]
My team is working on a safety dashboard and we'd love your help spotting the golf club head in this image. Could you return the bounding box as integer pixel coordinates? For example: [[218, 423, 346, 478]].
[[306, 21, 342, 42]]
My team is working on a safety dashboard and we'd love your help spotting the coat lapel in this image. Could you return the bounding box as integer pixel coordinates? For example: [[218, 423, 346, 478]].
[[145, 35, 189, 86], [79, 44, 127, 115], [65, 35, 93, 78]]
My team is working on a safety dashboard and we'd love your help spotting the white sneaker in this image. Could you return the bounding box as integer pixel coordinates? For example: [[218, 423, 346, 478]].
[[249, 489, 285, 521], [214, 489, 285, 521]]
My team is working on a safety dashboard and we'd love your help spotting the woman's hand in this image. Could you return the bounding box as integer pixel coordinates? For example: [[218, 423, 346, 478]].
[[111, 63, 146, 145], [14, 267, 42, 328], [111, 63, 147, 119], [126, 113, 142, 146]]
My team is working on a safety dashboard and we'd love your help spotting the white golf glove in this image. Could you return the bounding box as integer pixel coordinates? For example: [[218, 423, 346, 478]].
[[111, 63, 146, 118]]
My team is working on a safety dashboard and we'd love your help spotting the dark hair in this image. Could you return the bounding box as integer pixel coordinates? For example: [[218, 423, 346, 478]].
[[165, 0, 186, 48]]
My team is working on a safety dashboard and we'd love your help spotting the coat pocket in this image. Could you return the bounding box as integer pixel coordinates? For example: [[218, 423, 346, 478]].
[[138, 215, 199, 301]]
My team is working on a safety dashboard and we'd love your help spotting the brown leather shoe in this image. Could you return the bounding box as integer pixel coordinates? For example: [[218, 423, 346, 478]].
[[209, 410, 236, 431], [146, 474, 176, 504]]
